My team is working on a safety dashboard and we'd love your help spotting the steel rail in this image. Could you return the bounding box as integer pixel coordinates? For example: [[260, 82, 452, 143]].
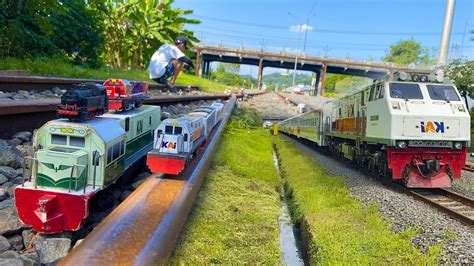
[[0, 75, 198, 92], [60, 97, 236, 265], [0, 94, 231, 139], [280, 133, 474, 227], [397, 186, 474, 226]]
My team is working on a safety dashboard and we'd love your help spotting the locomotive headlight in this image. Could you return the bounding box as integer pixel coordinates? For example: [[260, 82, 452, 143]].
[[457, 104, 466, 112], [397, 141, 407, 149], [391, 101, 401, 110], [454, 142, 463, 149]]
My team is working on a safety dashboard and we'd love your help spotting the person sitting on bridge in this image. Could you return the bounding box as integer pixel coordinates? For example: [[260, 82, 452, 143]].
[[147, 36, 194, 91]]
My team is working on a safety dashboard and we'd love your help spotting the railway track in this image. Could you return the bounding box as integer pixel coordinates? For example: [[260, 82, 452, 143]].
[[283, 134, 474, 226], [399, 187, 474, 226], [0, 75, 198, 92], [0, 94, 232, 139]]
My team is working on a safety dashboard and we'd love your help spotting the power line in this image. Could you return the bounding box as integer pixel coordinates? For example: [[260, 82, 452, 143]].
[[191, 15, 464, 36]]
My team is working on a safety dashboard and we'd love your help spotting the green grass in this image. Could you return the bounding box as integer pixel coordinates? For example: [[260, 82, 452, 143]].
[[170, 113, 281, 263], [274, 137, 442, 265], [0, 57, 227, 93]]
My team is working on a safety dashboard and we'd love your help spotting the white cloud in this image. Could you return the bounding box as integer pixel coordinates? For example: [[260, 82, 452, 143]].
[[289, 24, 313, 33]]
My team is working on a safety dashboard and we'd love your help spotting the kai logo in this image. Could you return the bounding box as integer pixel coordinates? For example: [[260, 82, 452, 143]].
[[420, 121, 445, 133], [161, 141, 176, 149], [41, 163, 72, 172]]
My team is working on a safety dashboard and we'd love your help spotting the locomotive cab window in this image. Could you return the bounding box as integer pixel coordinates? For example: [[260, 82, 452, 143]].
[[70, 136, 85, 147], [125, 118, 130, 132], [174, 126, 183, 135], [184, 134, 188, 141], [427, 85, 460, 101], [389, 83, 423, 100], [165, 126, 173, 134], [51, 134, 67, 145]]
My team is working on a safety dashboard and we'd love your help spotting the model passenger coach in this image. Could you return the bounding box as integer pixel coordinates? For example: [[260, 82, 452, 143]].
[[279, 71, 470, 188]]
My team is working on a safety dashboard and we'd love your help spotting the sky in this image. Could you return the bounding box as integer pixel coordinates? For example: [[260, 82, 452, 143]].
[[174, 0, 473, 76]]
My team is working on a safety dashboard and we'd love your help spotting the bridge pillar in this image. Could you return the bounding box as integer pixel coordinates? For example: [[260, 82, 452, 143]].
[[319, 63, 327, 96], [314, 70, 321, 96], [195, 49, 201, 76], [256, 57, 264, 90], [201, 61, 207, 78], [205, 61, 211, 79]]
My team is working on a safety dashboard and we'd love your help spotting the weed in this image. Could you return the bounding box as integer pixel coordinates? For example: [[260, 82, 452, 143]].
[[170, 125, 281, 263], [274, 137, 441, 264]]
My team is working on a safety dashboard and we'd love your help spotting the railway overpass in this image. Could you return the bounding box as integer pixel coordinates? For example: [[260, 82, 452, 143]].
[[192, 45, 431, 95]]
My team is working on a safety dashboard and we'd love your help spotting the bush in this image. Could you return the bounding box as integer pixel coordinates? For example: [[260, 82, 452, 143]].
[[227, 107, 262, 129]]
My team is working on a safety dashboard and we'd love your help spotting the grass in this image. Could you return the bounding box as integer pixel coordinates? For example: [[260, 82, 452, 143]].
[[170, 108, 281, 264], [274, 136, 443, 265], [0, 57, 227, 93]]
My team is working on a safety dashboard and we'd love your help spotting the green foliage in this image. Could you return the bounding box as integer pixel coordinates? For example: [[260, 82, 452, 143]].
[[89, 0, 199, 68], [171, 127, 280, 263], [0, 57, 228, 93], [0, 0, 64, 58], [0, 0, 103, 66], [324, 74, 347, 93], [227, 107, 262, 129], [274, 137, 441, 264], [263, 72, 312, 91], [442, 59, 474, 96], [210, 63, 256, 88], [383, 39, 432, 65]]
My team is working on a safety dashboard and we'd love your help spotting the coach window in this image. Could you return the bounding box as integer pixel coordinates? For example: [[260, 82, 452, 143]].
[[125, 118, 130, 132], [51, 134, 67, 145], [107, 147, 113, 164], [165, 125, 173, 134], [369, 85, 376, 101], [70, 136, 85, 147], [112, 142, 121, 160], [120, 140, 125, 155], [377, 84, 385, 99]]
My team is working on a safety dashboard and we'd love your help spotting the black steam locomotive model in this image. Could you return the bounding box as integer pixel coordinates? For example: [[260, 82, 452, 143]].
[[57, 83, 109, 121]]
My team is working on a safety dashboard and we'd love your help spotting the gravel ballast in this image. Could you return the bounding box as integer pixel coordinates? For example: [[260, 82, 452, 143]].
[[283, 135, 474, 264]]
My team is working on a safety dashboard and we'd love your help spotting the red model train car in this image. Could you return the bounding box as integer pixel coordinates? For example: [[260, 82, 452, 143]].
[[103, 79, 148, 111]]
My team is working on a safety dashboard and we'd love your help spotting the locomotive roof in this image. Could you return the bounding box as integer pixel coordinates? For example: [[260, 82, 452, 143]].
[[47, 117, 125, 143], [101, 105, 158, 118]]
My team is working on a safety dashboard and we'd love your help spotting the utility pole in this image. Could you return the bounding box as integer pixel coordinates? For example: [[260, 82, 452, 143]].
[[438, 0, 456, 65]]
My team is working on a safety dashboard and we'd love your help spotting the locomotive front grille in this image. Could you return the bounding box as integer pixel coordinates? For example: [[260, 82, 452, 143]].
[[408, 140, 452, 148]]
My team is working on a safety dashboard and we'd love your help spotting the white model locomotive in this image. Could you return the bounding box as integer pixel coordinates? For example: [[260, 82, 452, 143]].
[[279, 71, 470, 188], [147, 102, 224, 175]]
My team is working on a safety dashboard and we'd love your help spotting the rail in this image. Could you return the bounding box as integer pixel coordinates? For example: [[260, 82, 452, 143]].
[[0, 94, 233, 139], [60, 97, 237, 265], [0, 75, 198, 92], [398, 187, 474, 226]]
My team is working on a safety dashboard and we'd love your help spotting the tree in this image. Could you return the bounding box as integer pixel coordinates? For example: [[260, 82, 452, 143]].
[[89, 0, 200, 68], [442, 59, 474, 107], [0, 0, 64, 58], [384, 40, 423, 65], [324, 74, 347, 93]]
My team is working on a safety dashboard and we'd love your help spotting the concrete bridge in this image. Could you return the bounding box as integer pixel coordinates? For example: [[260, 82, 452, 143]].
[[192, 45, 430, 95]]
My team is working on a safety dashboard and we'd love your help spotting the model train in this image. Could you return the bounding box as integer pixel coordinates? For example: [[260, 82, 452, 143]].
[[58, 79, 148, 121], [57, 83, 109, 121], [147, 102, 224, 175], [103, 79, 148, 111], [279, 71, 470, 188], [15, 82, 160, 234]]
